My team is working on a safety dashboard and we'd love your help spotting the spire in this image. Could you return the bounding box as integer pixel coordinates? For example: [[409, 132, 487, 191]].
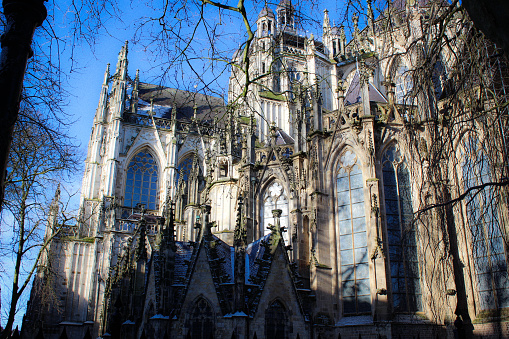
[[234, 195, 246, 248], [233, 195, 246, 313], [313, 80, 323, 132], [269, 209, 283, 254], [323, 9, 330, 35], [340, 25, 346, 57], [367, 0, 374, 35], [115, 40, 128, 81], [200, 205, 212, 241], [130, 69, 139, 113], [352, 13, 360, 40], [136, 206, 148, 261], [95, 64, 110, 122], [162, 199, 176, 250], [103, 63, 110, 85], [46, 184, 61, 237]]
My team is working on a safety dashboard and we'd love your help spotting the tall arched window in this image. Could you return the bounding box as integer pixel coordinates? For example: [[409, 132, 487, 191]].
[[382, 146, 422, 312], [336, 151, 370, 314], [124, 150, 159, 210], [189, 297, 214, 339], [395, 64, 413, 105], [262, 182, 289, 244], [265, 300, 287, 339], [432, 59, 447, 99], [462, 138, 509, 309]]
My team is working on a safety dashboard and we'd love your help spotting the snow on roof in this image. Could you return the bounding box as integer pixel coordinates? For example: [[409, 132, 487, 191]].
[[137, 82, 225, 122]]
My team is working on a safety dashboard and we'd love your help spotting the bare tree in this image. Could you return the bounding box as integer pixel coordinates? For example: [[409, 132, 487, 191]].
[[0, 109, 79, 338]]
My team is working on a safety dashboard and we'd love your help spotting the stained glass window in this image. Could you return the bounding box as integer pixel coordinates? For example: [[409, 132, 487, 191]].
[[176, 156, 194, 183], [336, 151, 370, 314], [432, 59, 447, 99], [124, 150, 158, 210], [462, 138, 509, 309], [262, 182, 289, 245], [382, 146, 422, 312], [395, 64, 413, 105]]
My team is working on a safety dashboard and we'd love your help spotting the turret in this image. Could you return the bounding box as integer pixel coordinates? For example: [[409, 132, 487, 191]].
[[256, 6, 275, 38], [276, 0, 296, 32], [322, 9, 341, 60]]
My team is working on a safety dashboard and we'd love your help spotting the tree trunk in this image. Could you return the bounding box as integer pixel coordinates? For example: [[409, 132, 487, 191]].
[[0, 0, 47, 209]]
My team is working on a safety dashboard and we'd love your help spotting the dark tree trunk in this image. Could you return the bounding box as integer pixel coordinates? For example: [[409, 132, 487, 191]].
[[0, 0, 47, 209]]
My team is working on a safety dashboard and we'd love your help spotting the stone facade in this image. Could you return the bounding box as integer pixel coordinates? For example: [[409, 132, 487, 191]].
[[23, 1, 509, 338]]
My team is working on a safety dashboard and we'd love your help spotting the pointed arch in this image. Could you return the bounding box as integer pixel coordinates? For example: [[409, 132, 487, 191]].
[[265, 299, 288, 339], [188, 296, 215, 339], [460, 137, 509, 309], [386, 55, 413, 105], [335, 149, 370, 315], [381, 145, 422, 312], [260, 180, 290, 244], [124, 148, 159, 210]]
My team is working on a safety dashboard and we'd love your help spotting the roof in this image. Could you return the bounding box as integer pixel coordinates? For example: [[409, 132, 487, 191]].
[[277, 0, 294, 10], [344, 71, 387, 106], [275, 129, 294, 145], [258, 6, 275, 19], [136, 82, 226, 123], [173, 241, 196, 284]]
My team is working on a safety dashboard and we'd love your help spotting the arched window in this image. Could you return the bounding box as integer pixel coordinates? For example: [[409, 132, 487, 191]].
[[432, 59, 447, 99], [189, 297, 214, 339], [176, 155, 195, 183], [382, 146, 422, 312], [265, 300, 287, 339], [124, 150, 158, 210], [395, 64, 413, 105], [262, 182, 289, 244], [462, 138, 509, 309], [336, 151, 370, 314]]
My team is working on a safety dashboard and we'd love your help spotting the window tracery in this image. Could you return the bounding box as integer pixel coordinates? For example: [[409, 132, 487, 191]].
[[395, 64, 413, 105], [336, 150, 370, 314], [461, 138, 509, 309], [265, 300, 287, 339], [262, 182, 289, 244], [189, 297, 214, 339], [382, 146, 422, 312], [124, 150, 159, 210]]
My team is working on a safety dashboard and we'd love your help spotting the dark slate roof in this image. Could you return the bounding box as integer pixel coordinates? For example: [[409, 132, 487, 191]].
[[174, 241, 196, 284], [137, 82, 226, 122], [275, 129, 294, 145], [209, 235, 234, 284], [258, 6, 275, 19], [344, 71, 387, 106], [246, 234, 272, 285]]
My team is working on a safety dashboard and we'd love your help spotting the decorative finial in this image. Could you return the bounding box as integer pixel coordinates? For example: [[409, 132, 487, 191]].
[[103, 64, 110, 85]]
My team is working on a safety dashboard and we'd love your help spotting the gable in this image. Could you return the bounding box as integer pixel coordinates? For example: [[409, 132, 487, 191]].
[[250, 245, 308, 336]]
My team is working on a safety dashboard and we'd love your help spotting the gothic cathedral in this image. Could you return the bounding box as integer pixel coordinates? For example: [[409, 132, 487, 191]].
[[23, 1, 509, 338]]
